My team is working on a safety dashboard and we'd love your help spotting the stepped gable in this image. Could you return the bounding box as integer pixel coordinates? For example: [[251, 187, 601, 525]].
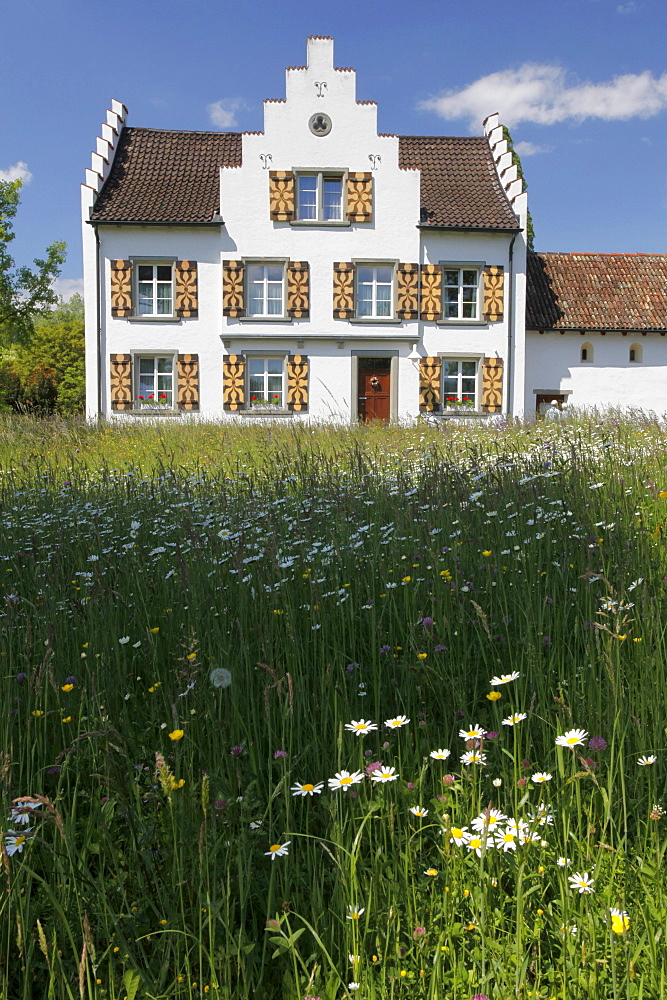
[[90, 128, 242, 224], [528, 251, 667, 332], [398, 135, 519, 231]]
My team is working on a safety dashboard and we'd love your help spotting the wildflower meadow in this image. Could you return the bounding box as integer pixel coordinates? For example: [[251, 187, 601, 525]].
[[1, 412, 667, 1000]]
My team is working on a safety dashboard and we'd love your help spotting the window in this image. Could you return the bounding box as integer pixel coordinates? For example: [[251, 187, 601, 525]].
[[136, 356, 174, 408], [247, 264, 285, 317], [356, 265, 394, 319], [248, 357, 285, 407], [137, 264, 173, 316], [581, 342, 593, 363], [629, 343, 642, 363], [443, 268, 480, 320], [443, 359, 478, 409], [296, 173, 344, 222]]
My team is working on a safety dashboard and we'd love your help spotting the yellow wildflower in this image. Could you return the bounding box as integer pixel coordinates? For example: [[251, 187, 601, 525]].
[[168, 729, 184, 741]]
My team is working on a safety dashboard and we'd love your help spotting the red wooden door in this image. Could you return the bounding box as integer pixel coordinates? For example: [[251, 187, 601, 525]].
[[358, 359, 391, 422]]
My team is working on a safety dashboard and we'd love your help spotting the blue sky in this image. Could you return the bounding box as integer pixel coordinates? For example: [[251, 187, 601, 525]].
[[2, 0, 666, 298]]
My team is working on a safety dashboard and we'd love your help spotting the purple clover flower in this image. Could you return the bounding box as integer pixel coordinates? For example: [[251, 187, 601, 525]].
[[589, 736, 607, 752]]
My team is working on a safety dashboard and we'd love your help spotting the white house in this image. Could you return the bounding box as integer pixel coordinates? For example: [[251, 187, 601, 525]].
[[81, 36, 667, 422], [81, 36, 527, 421]]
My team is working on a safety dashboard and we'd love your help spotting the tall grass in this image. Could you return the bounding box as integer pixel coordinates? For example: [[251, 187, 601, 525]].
[[1, 412, 667, 999]]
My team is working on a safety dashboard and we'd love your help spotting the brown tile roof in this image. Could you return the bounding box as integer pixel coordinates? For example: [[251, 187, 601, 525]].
[[527, 252, 667, 331], [398, 136, 519, 230], [90, 128, 242, 223]]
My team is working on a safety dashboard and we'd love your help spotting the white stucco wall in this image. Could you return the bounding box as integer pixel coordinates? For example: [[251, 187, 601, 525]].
[[525, 330, 667, 416]]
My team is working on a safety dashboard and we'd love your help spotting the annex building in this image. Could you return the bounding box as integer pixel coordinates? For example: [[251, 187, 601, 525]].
[[81, 36, 667, 421]]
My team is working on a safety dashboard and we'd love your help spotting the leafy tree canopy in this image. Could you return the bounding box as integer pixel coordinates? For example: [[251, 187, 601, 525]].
[[0, 178, 67, 345]]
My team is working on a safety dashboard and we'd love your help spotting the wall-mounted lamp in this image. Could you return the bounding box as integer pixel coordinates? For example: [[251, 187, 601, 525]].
[[408, 344, 421, 367]]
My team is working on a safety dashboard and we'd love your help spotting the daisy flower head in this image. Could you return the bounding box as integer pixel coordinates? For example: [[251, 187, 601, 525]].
[[555, 728, 588, 749], [568, 871, 594, 894], [502, 712, 527, 727], [459, 723, 486, 741], [328, 770, 364, 791], [495, 829, 517, 852], [371, 766, 399, 783], [490, 671, 520, 686], [430, 748, 451, 760], [609, 907, 630, 934], [466, 834, 490, 857], [637, 754, 657, 766], [264, 841, 290, 860], [9, 801, 41, 826], [461, 750, 487, 766], [385, 715, 410, 729], [409, 805, 429, 817], [345, 719, 378, 736], [291, 781, 324, 797], [346, 906, 365, 920], [471, 808, 506, 832], [531, 772, 553, 784], [4, 830, 32, 856], [447, 825, 469, 846], [529, 802, 555, 826], [424, 867, 438, 877], [557, 857, 571, 867]]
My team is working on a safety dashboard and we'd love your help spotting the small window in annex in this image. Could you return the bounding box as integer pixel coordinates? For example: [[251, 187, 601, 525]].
[[629, 343, 643, 363], [581, 342, 593, 363]]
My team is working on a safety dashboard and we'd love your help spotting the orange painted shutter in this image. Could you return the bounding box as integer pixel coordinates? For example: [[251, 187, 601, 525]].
[[287, 355, 309, 411], [420, 265, 442, 321], [223, 355, 246, 410], [287, 262, 310, 318], [223, 261, 245, 317], [481, 357, 503, 412], [177, 354, 199, 410], [333, 262, 355, 319], [269, 172, 295, 221], [175, 261, 198, 318], [483, 266, 504, 322], [419, 357, 441, 412], [397, 263, 419, 320], [110, 260, 132, 317], [110, 354, 132, 410]]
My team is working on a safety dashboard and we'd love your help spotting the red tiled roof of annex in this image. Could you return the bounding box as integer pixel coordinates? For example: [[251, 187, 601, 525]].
[[91, 127, 519, 230], [527, 252, 667, 332]]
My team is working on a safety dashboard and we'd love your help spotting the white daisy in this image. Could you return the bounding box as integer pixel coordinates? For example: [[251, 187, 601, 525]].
[[637, 754, 657, 766], [8, 802, 40, 826], [461, 750, 487, 766], [490, 671, 520, 686], [429, 748, 451, 760], [264, 841, 290, 860], [557, 857, 571, 867], [4, 830, 32, 857], [458, 723, 486, 741], [466, 833, 491, 857], [531, 772, 552, 784], [471, 808, 506, 832], [409, 806, 428, 817], [370, 766, 399, 783], [529, 802, 555, 826], [291, 781, 324, 797], [555, 728, 588, 748], [384, 715, 410, 729], [494, 829, 517, 852], [568, 871, 594, 894], [328, 770, 364, 791], [346, 906, 365, 920], [446, 825, 469, 846], [345, 719, 378, 737], [502, 712, 527, 726]]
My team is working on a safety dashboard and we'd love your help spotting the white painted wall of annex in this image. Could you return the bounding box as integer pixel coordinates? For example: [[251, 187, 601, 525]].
[[524, 331, 667, 415]]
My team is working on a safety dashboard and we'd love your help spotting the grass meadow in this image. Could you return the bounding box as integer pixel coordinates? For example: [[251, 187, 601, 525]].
[[1, 412, 667, 1000]]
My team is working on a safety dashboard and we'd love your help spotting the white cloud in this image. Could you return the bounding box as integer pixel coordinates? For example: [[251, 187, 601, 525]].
[[207, 98, 246, 129], [617, 1, 638, 13], [0, 160, 32, 184], [52, 278, 84, 302], [419, 64, 667, 129], [513, 141, 552, 156]]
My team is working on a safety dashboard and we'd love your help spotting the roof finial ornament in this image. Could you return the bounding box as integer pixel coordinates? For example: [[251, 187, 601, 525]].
[[314, 81, 327, 98], [368, 154, 381, 170], [259, 153, 273, 170]]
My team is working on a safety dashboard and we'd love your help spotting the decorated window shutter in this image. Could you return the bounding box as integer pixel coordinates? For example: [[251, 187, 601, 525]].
[[222, 261, 245, 317], [481, 357, 503, 413], [287, 355, 309, 411], [110, 354, 132, 410], [333, 262, 355, 319], [346, 173, 373, 222], [419, 357, 441, 412], [175, 261, 198, 318], [269, 171, 295, 221], [420, 265, 442, 321], [177, 354, 199, 410], [397, 263, 419, 320], [110, 260, 132, 317], [483, 266, 504, 322], [287, 261, 310, 319], [223, 355, 246, 411]]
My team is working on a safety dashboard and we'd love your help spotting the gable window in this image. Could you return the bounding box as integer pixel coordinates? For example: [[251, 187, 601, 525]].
[[356, 265, 394, 319], [248, 357, 285, 407], [137, 264, 173, 316], [247, 264, 285, 317], [443, 359, 478, 409], [443, 268, 480, 320], [136, 356, 174, 408], [296, 173, 344, 222]]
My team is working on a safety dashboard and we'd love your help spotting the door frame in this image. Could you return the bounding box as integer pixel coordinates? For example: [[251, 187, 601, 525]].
[[351, 351, 399, 422]]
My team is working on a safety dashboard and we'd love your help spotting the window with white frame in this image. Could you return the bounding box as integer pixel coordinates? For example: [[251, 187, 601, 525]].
[[248, 357, 285, 407], [356, 265, 394, 319], [442, 359, 478, 409], [296, 173, 344, 222], [136, 356, 174, 408], [443, 267, 480, 320], [136, 264, 174, 316], [246, 263, 285, 317]]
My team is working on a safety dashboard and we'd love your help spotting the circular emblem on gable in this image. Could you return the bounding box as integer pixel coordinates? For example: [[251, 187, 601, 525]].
[[309, 112, 332, 136]]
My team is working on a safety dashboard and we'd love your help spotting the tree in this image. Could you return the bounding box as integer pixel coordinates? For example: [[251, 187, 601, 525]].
[[502, 127, 535, 252], [0, 178, 67, 344]]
